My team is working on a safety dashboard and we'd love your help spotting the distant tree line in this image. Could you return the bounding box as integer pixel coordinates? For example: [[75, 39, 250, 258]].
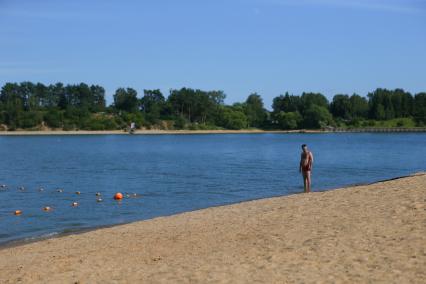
[[0, 82, 425, 131]]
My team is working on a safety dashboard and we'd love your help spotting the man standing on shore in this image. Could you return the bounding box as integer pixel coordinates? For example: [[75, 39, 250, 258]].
[[299, 144, 314, 193]]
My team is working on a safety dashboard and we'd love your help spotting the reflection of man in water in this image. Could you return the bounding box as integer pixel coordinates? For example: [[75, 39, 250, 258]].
[[299, 144, 314, 193]]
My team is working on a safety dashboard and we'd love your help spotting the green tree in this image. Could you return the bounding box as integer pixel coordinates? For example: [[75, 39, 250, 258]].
[[19, 82, 36, 111], [0, 83, 24, 128], [168, 88, 196, 121], [89, 85, 107, 112], [275, 111, 302, 130], [44, 108, 63, 128], [45, 83, 62, 108], [383, 93, 395, 119], [245, 93, 267, 128], [19, 111, 43, 128], [140, 89, 166, 123], [330, 94, 351, 119], [413, 93, 426, 125], [168, 88, 225, 124], [300, 92, 329, 114], [63, 106, 91, 129], [367, 88, 402, 120], [375, 104, 386, 120], [113, 88, 139, 113], [349, 94, 368, 119], [218, 106, 248, 129], [302, 105, 333, 129], [201, 90, 226, 125], [272, 92, 300, 113]]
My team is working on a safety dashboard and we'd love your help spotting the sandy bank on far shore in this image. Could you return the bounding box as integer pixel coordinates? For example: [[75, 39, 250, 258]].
[[1, 128, 425, 136], [0, 173, 425, 283], [0, 129, 318, 136]]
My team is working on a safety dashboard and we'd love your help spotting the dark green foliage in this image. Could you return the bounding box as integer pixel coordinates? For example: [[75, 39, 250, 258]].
[[19, 111, 43, 128], [299, 93, 329, 114], [330, 94, 369, 120], [244, 93, 267, 128], [140, 89, 166, 124], [90, 85, 107, 112], [0, 81, 424, 130], [173, 116, 187, 129], [0, 106, 4, 125], [414, 93, 426, 125], [368, 88, 413, 120], [168, 88, 225, 124], [44, 109, 63, 128], [113, 88, 139, 113], [275, 111, 302, 130], [302, 105, 333, 129], [64, 106, 91, 129], [217, 106, 248, 130], [272, 92, 300, 113], [271, 92, 330, 129], [349, 94, 369, 118], [330, 94, 351, 119], [84, 115, 118, 130]]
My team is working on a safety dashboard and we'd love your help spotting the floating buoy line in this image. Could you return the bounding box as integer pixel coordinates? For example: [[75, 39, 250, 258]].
[[3, 186, 141, 216]]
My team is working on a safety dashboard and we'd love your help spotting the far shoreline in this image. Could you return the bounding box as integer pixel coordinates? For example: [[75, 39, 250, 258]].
[[0, 129, 316, 136], [1, 127, 426, 136]]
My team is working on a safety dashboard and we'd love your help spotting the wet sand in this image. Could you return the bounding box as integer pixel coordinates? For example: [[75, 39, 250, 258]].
[[0, 173, 425, 283]]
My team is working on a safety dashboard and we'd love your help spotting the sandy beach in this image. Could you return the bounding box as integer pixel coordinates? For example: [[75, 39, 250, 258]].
[[1, 173, 425, 283]]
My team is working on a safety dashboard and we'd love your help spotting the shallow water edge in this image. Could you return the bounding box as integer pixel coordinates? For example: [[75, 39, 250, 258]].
[[1, 172, 423, 250]]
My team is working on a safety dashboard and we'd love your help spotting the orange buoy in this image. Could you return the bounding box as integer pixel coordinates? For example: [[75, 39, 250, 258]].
[[43, 206, 52, 211], [71, 202, 78, 207], [14, 210, 22, 215], [114, 192, 123, 200]]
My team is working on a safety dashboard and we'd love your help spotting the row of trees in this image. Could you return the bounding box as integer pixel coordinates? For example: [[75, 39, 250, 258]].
[[272, 89, 426, 129], [0, 82, 425, 130]]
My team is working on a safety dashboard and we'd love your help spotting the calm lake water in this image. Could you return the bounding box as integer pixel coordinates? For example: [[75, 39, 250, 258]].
[[0, 133, 425, 245]]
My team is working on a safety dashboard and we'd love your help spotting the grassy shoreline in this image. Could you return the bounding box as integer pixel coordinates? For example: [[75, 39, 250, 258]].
[[0, 129, 316, 135], [1, 127, 425, 135]]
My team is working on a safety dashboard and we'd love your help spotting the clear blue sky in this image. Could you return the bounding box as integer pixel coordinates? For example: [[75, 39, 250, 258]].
[[1, 0, 425, 108]]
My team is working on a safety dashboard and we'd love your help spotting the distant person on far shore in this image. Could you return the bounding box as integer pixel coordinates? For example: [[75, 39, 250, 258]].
[[299, 144, 314, 193], [129, 122, 135, 134]]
